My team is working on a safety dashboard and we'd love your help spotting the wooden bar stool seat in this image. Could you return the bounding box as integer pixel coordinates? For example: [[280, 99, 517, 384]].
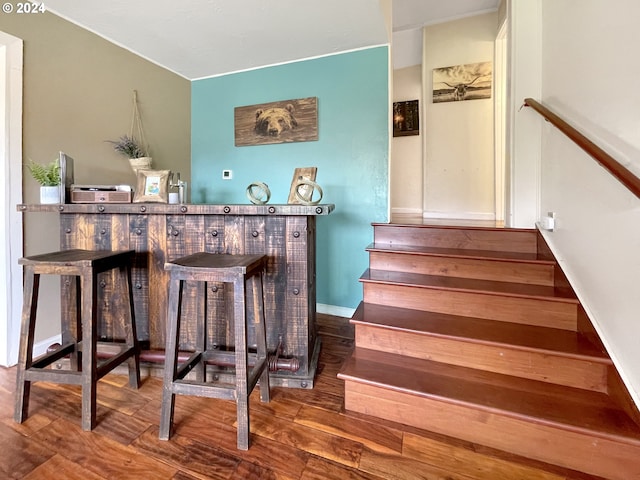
[[14, 249, 141, 431], [159, 252, 271, 450]]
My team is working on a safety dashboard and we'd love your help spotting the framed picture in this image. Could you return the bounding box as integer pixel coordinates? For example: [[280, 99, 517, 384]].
[[58, 151, 75, 203], [393, 100, 420, 137], [235, 97, 318, 147], [133, 169, 170, 203], [432, 61, 492, 103]]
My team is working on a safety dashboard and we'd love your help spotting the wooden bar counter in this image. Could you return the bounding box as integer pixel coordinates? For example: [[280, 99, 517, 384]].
[[18, 203, 334, 388]]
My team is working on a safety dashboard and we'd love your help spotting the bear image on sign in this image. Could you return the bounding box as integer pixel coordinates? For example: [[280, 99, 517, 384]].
[[235, 97, 318, 147], [254, 104, 298, 137]]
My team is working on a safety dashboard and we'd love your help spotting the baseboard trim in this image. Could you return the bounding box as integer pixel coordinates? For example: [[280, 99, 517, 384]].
[[317, 303, 355, 318], [34, 334, 61, 358], [391, 207, 423, 215], [423, 211, 496, 221]]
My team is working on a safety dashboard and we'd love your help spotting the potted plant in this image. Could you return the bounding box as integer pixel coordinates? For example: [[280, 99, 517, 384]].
[[26, 158, 61, 204], [107, 135, 152, 174]]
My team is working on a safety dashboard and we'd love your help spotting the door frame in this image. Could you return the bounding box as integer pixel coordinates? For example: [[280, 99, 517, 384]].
[[0, 31, 23, 367], [494, 19, 508, 224]]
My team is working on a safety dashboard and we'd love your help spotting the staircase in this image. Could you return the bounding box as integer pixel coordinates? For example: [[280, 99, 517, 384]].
[[339, 223, 640, 480]]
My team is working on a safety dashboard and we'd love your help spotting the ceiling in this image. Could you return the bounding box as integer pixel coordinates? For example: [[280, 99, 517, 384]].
[[44, 0, 499, 81]]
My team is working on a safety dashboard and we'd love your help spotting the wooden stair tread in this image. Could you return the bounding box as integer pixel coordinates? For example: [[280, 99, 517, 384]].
[[351, 302, 610, 362], [339, 348, 640, 443], [360, 268, 578, 303], [366, 242, 554, 265]]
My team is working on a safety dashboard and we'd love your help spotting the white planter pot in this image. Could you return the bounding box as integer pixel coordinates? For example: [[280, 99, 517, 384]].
[[40, 185, 60, 204], [129, 157, 152, 175]]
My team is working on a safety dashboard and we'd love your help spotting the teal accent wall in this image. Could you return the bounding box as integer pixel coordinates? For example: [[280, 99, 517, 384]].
[[191, 46, 389, 309]]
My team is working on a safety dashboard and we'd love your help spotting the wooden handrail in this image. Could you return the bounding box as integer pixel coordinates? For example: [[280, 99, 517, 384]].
[[523, 98, 640, 199]]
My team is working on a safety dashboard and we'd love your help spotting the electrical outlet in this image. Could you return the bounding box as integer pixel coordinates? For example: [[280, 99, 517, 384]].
[[542, 211, 555, 231], [222, 169, 232, 180]]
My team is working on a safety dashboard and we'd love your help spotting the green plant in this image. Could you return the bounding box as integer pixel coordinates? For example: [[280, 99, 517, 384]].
[[26, 159, 60, 186], [107, 135, 147, 159]]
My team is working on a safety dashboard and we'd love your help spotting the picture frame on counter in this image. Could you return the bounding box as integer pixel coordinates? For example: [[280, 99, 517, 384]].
[[133, 169, 170, 203]]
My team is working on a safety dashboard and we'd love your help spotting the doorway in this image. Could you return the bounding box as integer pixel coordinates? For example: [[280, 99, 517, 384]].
[[0, 31, 23, 367], [420, 13, 502, 223]]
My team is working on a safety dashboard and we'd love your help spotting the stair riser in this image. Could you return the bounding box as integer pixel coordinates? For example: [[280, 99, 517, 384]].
[[373, 225, 537, 254], [355, 325, 608, 392], [344, 381, 640, 480], [369, 251, 554, 286], [363, 283, 578, 331]]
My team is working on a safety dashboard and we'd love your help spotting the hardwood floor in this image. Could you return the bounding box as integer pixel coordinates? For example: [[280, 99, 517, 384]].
[[0, 314, 603, 480]]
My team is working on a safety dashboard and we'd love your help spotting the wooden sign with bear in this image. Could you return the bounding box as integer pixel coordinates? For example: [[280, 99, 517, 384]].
[[235, 97, 318, 146]]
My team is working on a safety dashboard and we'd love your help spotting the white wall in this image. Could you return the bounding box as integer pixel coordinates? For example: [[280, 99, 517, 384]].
[[422, 12, 498, 220], [393, 28, 422, 70], [535, 0, 640, 405], [391, 64, 423, 215]]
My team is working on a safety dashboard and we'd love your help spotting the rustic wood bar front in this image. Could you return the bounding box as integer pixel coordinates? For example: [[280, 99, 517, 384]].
[[18, 203, 334, 389]]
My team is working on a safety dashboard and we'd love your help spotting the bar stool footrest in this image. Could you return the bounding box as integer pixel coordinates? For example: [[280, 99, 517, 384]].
[[175, 352, 203, 380], [247, 357, 268, 392], [24, 369, 83, 385], [171, 380, 237, 401], [96, 347, 138, 379], [31, 342, 77, 369]]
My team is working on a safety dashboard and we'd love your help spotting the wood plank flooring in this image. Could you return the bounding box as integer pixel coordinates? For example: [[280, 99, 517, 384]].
[[0, 314, 605, 479]]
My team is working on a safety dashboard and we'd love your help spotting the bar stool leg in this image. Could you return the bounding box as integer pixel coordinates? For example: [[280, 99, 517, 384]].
[[14, 268, 39, 424], [120, 264, 141, 389], [65, 276, 82, 371], [159, 277, 183, 440], [233, 278, 250, 450], [194, 281, 206, 383], [80, 272, 98, 431], [254, 272, 271, 403], [252, 272, 270, 403]]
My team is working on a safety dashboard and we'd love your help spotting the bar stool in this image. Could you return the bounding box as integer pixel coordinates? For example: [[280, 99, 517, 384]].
[[159, 252, 271, 450], [14, 249, 141, 431]]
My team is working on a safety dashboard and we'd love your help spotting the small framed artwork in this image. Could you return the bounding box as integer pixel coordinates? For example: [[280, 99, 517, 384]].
[[58, 151, 74, 203], [133, 169, 170, 203], [288, 167, 317, 204], [393, 100, 420, 137]]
